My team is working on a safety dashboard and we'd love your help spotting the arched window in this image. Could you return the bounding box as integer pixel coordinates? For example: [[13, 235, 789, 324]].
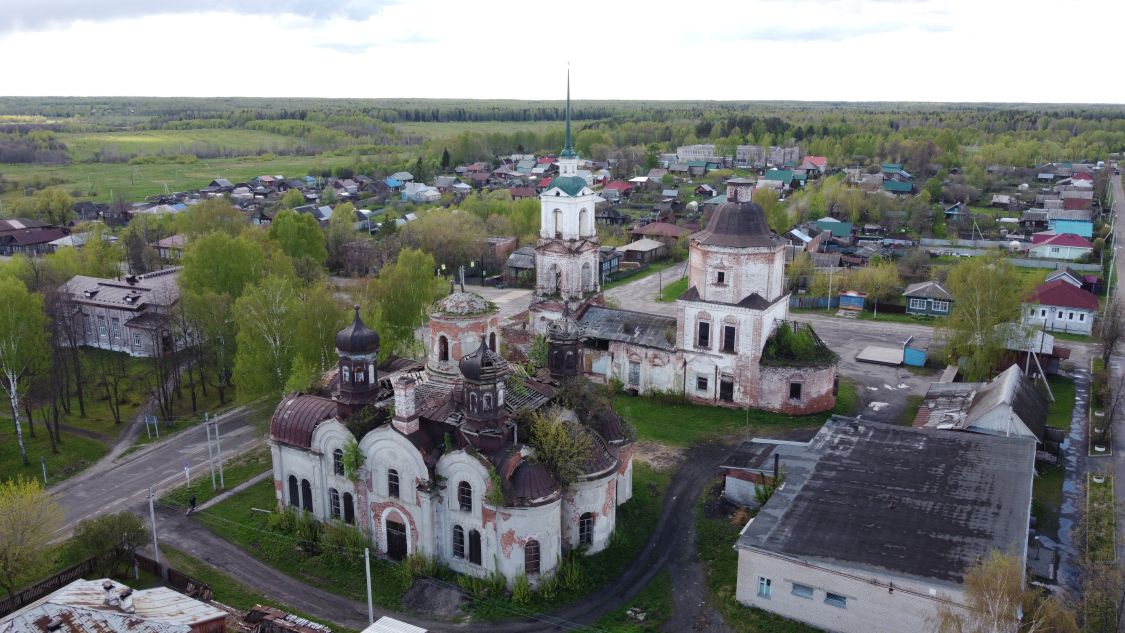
[[288, 475, 299, 508], [342, 365, 351, 383], [452, 525, 465, 559], [579, 208, 589, 235], [354, 363, 365, 383], [553, 209, 563, 238], [458, 481, 472, 512], [343, 493, 355, 524], [565, 351, 575, 369], [469, 392, 478, 413], [301, 479, 313, 514], [488, 332, 496, 352], [482, 393, 493, 411], [525, 540, 541, 575], [388, 469, 400, 498], [438, 335, 449, 362], [579, 512, 594, 546], [468, 529, 482, 565], [332, 448, 344, 477], [329, 488, 341, 519]]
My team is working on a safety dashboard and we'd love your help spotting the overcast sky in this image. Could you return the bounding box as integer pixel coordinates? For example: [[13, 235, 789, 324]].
[[1, 0, 1122, 103]]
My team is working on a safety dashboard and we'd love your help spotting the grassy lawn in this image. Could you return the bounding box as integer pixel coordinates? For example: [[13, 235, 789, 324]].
[[1031, 464, 1064, 540], [1050, 330, 1093, 343], [161, 445, 271, 509], [57, 128, 303, 162], [593, 570, 673, 632], [0, 153, 380, 204], [1086, 474, 1116, 563], [161, 545, 356, 633], [612, 383, 855, 447], [696, 482, 819, 633], [897, 395, 924, 426], [192, 462, 673, 622], [0, 426, 106, 485], [1045, 375, 1076, 430], [603, 259, 685, 291], [656, 276, 689, 302]]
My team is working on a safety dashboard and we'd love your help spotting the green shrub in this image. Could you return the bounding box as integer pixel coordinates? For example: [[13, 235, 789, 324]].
[[558, 554, 583, 592], [512, 574, 532, 605], [318, 522, 367, 569]]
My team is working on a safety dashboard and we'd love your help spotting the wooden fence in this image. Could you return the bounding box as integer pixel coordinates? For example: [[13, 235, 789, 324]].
[[135, 553, 213, 601], [0, 557, 97, 617]]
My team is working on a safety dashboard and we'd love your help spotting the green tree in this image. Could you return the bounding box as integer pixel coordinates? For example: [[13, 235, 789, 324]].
[[441, 147, 451, 170], [269, 209, 327, 265], [852, 261, 901, 318], [72, 512, 148, 578], [753, 188, 790, 234], [181, 232, 269, 298], [325, 202, 356, 272], [233, 275, 300, 401], [528, 411, 593, 486], [786, 251, 814, 291], [174, 197, 247, 238], [360, 249, 444, 361], [942, 255, 1027, 381], [934, 551, 1076, 633], [18, 188, 74, 226], [74, 221, 124, 278], [295, 281, 346, 374], [183, 290, 237, 404], [280, 188, 306, 209], [399, 209, 486, 270], [0, 479, 62, 597], [0, 277, 49, 465]]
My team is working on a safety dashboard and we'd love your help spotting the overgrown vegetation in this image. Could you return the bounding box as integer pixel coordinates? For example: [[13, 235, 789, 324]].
[[761, 322, 838, 367]]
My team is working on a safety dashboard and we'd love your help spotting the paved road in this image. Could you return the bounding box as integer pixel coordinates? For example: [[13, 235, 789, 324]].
[[1102, 173, 1125, 567], [50, 406, 263, 537]]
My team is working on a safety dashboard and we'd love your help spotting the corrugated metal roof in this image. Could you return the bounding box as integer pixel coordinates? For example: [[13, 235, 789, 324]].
[[270, 393, 338, 449], [362, 616, 428, 633]]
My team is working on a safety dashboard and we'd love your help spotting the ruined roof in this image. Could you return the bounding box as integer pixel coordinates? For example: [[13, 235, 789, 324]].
[[737, 417, 1035, 587], [270, 393, 338, 449], [578, 305, 677, 351], [1, 579, 226, 633], [692, 200, 778, 248], [504, 456, 561, 507], [916, 365, 1048, 442], [430, 291, 496, 317]]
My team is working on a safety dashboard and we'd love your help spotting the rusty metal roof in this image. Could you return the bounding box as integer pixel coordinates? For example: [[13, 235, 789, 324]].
[[270, 393, 338, 449], [1, 579, 226, 633]]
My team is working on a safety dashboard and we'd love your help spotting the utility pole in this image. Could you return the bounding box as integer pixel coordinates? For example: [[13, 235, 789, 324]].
[[214, 418, 225, 489], [148, 486, 159, 566], [205, 414, 216, 491], [364, 547, 374, 625]]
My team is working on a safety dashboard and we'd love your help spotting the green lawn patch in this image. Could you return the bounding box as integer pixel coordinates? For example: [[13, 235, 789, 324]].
[[612, 394, 835, 447], [1086, 474, 1116, 563], [1031, 464, 1064, 540], [833, 379, 859, 417], [696, 482, 819, 633], [593, 570, 673, 632], [0, 427, 106, 484], [656, 277, 689, 302], [1045, 375, 1076, 430], [161, 445, 271, 509], [160, 545, 356, 633]]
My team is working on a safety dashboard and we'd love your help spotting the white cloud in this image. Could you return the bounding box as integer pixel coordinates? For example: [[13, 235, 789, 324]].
[[0, 0, 1122, 102]]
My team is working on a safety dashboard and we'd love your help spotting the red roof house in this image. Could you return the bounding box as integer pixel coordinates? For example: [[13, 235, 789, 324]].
[[1071, 172, 1094, 181], [1063, 196, 1092, 211], [603, 180, 635, 194], [1028, 279, 1099, 311]]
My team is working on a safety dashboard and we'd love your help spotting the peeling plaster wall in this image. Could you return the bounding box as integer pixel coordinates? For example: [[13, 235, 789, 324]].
[[561, 474, 617, 554], [757, 364, 838, 415]]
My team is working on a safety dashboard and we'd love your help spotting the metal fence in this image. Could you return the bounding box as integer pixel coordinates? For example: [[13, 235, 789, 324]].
[[0, 557, 97, 617]]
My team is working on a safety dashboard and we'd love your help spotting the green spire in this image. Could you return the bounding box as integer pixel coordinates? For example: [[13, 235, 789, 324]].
[[560, 67, 577, 159]]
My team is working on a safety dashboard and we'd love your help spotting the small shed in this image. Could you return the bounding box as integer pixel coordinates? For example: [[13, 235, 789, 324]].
[[618, 238, 666, 264], [838, 290, 866, 312]]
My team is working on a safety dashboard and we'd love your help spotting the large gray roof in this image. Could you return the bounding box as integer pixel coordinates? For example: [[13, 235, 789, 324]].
[[737, 416, 1035, 587], [578, 305, 677, 351]]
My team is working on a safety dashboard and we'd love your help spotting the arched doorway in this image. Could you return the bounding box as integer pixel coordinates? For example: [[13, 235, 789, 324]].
[[384, 510, 409, 561], [581, 262, 592, 292], [438, 335, 449, 362], [343, 493, 355, 524], [468, 529, 482, 565], [546, 264, 561, 295]]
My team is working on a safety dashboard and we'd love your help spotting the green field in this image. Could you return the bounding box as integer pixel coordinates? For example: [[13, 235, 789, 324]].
[[0, 153, 382, 204], [56, 129, 303, 162]]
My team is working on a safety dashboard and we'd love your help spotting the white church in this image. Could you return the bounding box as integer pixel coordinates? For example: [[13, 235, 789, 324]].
[[528, 83, 838, 415]]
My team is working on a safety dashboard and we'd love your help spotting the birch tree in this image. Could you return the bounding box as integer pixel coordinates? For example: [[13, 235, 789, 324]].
[[0, 277, 49, 465], [0, 479, 62, 597], [941, 255, 1029, 381], [233, 276, 299, 400]]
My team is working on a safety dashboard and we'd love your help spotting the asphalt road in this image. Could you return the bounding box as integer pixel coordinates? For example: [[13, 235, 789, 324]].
[[50, 405, 264, 537], [1103, 173, 1125, 565]]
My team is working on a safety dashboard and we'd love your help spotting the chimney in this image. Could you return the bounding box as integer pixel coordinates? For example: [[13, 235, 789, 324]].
[[46, 618, 63, 631], [392, 376, 419, 435], [102, 581, 119, 607], [117, 587, 135, 614]]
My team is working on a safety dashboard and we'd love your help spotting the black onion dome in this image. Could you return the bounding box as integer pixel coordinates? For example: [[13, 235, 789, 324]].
[[694, 200, 776, 248], [336, 305, 380, 355], [458, 338, 505, 382]]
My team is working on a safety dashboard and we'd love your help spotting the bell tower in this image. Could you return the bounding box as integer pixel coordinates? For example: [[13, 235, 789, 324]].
[[334, 305, 380, 418], [535, 69, 601, 301]]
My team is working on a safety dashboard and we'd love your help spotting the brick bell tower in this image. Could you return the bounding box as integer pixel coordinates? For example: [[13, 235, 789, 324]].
[[334, 305, 380, 418]]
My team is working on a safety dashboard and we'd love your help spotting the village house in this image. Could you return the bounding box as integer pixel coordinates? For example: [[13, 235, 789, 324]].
[[62, 267, 183, 357], [0, 218, 67, 256], [1022, 278, 1098, 335], [150, 233, 188, 260], [1029, 232, 1093, 261], [901, 280, 952, 317], [733, 417, 1034, 633]]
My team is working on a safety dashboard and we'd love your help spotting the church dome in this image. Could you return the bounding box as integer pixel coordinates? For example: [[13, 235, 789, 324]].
[[431, 292, 496, 317], [509, 461, 560, 505], [458, 339, 506, 382], [693, 200, 776, 248], [335, 305, 380, 355]]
